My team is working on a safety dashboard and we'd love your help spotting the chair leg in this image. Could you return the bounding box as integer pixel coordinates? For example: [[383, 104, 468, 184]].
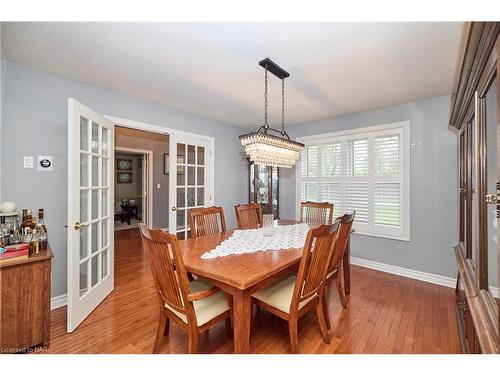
[[288, 318, 299, 354], [188, 329, 199, 354], [315, 300, 331, 344], [335, 273, 347, 308], [323, 285, 331, 330], [163, 316, 170, 336], [153, 311, 168, 353], [225, 317, 232, 336]]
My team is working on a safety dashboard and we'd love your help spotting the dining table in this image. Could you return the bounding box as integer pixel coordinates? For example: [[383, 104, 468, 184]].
[[177, 219, 352, 353]]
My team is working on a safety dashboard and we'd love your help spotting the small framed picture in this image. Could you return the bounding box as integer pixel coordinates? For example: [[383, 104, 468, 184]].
[[164, 153, 169, 174], [117, 159, 133, 171], [117, 172, 133, 184]]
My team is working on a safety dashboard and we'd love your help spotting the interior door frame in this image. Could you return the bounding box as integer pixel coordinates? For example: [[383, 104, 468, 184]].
[[114, 146, 154, 229], [105, 115, 216, 225]]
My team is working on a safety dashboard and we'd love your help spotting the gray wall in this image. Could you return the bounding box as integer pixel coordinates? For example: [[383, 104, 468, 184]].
[[280, 95, 459, 278], [115, 127, 170, 228], [0, 60, 248, 298]]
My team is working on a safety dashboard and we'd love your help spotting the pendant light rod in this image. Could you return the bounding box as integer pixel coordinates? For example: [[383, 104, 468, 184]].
[[258, 58, 290, 79]]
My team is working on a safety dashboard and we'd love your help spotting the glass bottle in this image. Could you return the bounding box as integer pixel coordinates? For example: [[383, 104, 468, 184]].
[[9, 220, 22, 245], [37, 209, 48, 251], [0, 216, 10, 247], [21, 209, 36, 231]]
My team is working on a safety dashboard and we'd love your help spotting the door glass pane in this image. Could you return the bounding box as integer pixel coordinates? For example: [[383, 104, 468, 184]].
[[80, 189, 88, 223], [80, 154, 88, 187], [102, 158, 108, 186], [177, 143, 186, 164], [471, 117, 478, 266], [92, 123, 99, 154], [485, 78, 498, 296], [80, 225, 88, 260], [79, 260, 89, 297], [187, 187, 195, 207], [188, 166, 195, 185], [102, 218, 108, 248], [197, 146, 205, 165], [102, 189, 108, 217], [91, 221, 99, 254], [177, 166, 185, 186], [91, 254, 99, 287], [177, 209, 185, 230], [102, 128, 109, 157], [80, 117, 89, 151], [188, 145, 196, 164], [197, 167, 204, 185], [102, 248, 108, 279], [177, 187, 185, 208], [92, 189, 99, 220], [92, 156, 99, 186], [197, 187, 204, 206]]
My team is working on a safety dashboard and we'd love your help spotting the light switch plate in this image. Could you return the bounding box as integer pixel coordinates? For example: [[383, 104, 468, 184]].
[[24, 156, 34, 168], [157, 183, 161, 189], [38, 155, 53, 171]]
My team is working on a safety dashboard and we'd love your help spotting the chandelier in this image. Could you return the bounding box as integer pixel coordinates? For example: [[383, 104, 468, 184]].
[[239, 58, 304, 168]]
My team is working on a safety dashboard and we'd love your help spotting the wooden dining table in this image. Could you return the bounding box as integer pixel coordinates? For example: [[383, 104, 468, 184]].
[[177, 219, 351, 353]]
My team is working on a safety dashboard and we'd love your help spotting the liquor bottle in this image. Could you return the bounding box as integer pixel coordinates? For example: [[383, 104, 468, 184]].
[[21, 209, 36, 231], [9, 220, 22, 245], [37, 209, 48, 251]]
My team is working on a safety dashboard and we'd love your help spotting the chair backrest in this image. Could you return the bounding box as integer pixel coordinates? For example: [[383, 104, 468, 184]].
[[328, 211, 356, 272], [138, 223, 195, 323], [188, 206, 227, 238], [300, 201, 334, 225], [234, 203, 263, 229], [291, 221, 340, 312]]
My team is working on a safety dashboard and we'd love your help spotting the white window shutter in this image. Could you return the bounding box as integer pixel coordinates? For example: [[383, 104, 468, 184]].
[[345, 183, 369, 223], [374, 183, 400, 227], [321, 182, 342, 217], [374, 134, 400, 175]]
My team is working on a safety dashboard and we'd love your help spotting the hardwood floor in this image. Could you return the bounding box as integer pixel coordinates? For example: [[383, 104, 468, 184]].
[[45, 228, 461, 354]]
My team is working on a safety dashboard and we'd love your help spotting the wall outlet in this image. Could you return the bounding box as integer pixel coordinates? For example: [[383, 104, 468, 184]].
[[24, 156, 34, 168]]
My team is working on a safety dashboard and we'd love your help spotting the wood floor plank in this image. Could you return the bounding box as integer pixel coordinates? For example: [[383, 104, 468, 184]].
[[40, 228, 462, 354]]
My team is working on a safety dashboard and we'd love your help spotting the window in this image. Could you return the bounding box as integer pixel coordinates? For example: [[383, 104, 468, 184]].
[[296, 121, 410, 241]]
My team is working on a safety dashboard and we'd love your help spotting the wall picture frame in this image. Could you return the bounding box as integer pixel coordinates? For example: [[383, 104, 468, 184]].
[[117, 172, 133, 184], [117, 159, 133, 171]]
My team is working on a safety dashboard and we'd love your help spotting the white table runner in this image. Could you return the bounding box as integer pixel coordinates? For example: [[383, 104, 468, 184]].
[[201, 223, 310, 259]]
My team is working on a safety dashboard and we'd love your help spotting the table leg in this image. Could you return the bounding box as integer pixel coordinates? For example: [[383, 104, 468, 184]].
[[343, 236, 351, 295], [232, 289, 252, 353]]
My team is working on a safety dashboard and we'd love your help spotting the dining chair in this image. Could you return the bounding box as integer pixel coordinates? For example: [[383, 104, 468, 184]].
[[138, 223, 231, 353], [322, 211, 356, 330], [300, 201, 334, 225], [234, 203, 263, 229], [188, 206, 227, 238], [251, 221, 341, 353]]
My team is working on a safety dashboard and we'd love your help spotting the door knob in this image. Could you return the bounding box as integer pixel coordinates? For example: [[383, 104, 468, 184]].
[[171, 206, 177, 211], [74, 222, 81, 230]]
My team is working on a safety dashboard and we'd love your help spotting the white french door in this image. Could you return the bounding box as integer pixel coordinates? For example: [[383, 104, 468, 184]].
[[67, 99, 114, 332], [168, 134, 214, 239]]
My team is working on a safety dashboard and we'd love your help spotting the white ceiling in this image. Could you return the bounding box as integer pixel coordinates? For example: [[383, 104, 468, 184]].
[[1, 22, 464, 128]]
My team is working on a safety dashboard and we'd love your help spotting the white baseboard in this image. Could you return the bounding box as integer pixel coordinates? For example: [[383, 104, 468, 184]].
[[50, 257, 499, 309], [351, 256, 499, 298], [51, 294, 67, 310]]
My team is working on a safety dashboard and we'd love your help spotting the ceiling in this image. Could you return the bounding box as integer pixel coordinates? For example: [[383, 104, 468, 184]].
[[1, 22, 464, 128]]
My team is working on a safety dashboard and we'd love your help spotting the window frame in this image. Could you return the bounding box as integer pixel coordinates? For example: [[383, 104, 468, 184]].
[[295, 120, 411, 241]]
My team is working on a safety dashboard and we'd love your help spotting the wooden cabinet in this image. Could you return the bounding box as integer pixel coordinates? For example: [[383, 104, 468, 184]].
[[449, 22, 500, 354], [249, 161, 279, 219], [0, 247, 53, 353]]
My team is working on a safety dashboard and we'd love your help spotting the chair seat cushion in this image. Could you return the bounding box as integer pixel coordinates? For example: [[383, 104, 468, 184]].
[[164, 280, 229, 326], [252, 275, 316, 314]]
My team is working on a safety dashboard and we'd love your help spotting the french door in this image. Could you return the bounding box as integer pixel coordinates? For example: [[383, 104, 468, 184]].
[[168, 134, 213, 239], [67, 99, 114, 332]]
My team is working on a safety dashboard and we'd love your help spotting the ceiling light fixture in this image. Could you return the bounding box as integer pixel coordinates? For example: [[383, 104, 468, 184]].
[[239, 58, 304, 168]]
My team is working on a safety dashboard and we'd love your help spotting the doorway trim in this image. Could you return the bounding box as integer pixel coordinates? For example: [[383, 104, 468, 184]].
[[105, 115, 215, 205], [114, 146, 154, 229]]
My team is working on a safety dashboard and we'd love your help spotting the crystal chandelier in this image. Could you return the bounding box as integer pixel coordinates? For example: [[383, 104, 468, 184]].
[[239, 58, 304, 168]]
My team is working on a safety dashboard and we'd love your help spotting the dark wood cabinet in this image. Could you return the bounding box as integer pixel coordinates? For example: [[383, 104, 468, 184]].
[[248, 161, 279, 219], [0, 247, 53, 353], [449, 22, 500, 354]]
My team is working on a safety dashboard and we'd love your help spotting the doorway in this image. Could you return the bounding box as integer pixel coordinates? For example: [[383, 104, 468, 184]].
[[114, 148, 153, 231]]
